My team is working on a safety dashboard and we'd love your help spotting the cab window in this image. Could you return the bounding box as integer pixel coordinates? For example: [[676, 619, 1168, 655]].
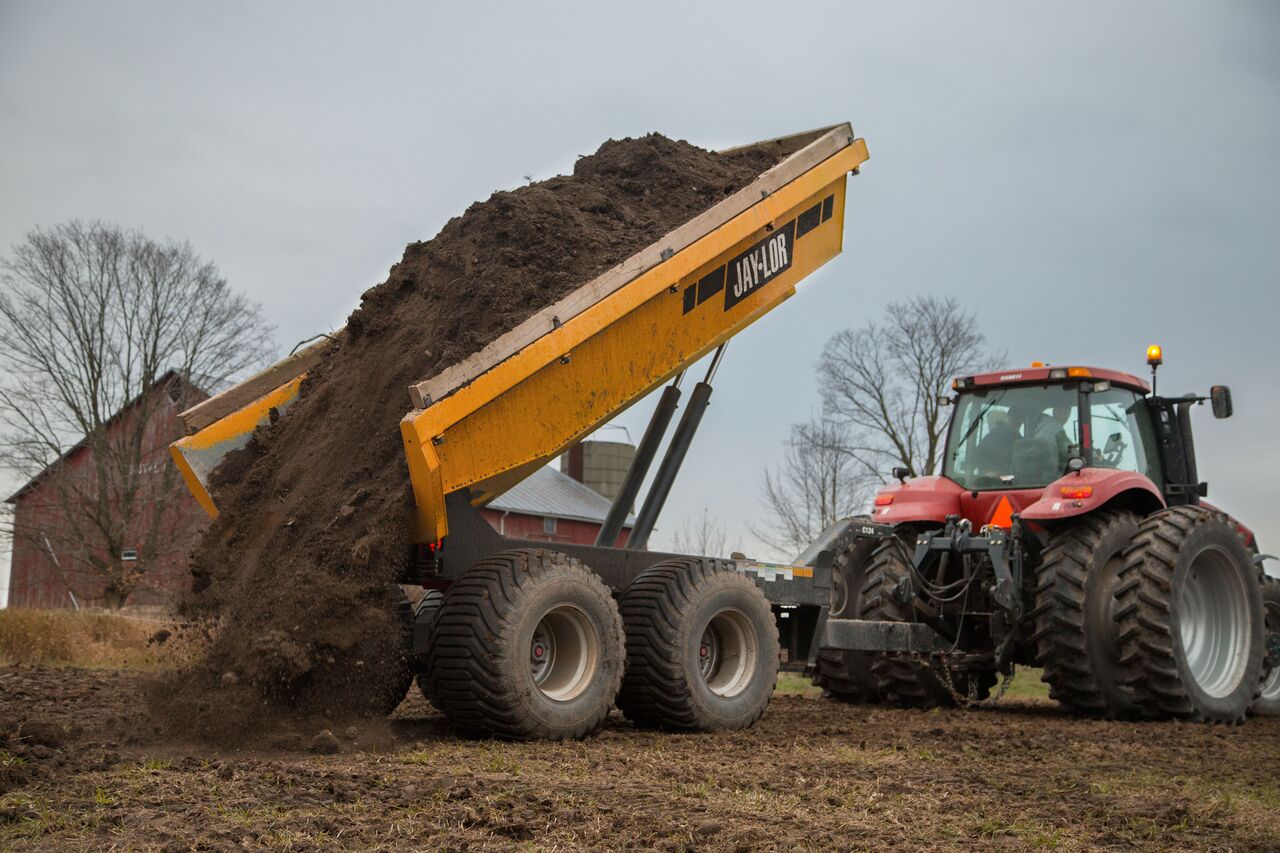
[[945, 384, 1081, 490], [1088, 386, 1161, 483]]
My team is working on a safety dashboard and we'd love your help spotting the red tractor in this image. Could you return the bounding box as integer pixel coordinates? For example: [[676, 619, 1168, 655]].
[[810, 347, 1280, 722]]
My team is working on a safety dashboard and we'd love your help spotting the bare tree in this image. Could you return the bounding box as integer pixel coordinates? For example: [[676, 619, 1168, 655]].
[[754, 418, 873, 558], [816, 295, 1001, 481], [0, 501, 11, 608], [670, 504, 729, 558], [755, 296, 999, 555], [0, 221, 274, 608]]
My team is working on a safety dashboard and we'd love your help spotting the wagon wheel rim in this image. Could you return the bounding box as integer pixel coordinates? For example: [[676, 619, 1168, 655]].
[[530, 604, 599, 702], [698, 608, 757, 698]]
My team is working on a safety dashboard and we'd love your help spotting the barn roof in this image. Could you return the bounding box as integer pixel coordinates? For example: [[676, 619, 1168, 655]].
[[488, 466, 634, 526]]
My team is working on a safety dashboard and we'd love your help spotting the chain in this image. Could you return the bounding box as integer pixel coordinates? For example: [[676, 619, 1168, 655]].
[[936, 656, 1016, 708]]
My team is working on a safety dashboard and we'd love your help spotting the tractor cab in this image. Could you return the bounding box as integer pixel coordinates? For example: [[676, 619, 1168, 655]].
[[872, 348, 1237, 533], [944, 369, 1159, 494]]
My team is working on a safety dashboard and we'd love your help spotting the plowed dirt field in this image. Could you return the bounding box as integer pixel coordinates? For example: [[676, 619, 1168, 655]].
[[2, 665, 1278, 851]]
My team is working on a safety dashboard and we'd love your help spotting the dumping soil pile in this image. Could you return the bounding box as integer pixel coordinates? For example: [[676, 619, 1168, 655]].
[[167, 134, 787, 737]]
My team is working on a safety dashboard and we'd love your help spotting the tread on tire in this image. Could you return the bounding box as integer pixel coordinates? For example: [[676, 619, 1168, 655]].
[[1115, 506, 1264, 723], [617, 558, 780, 731], [860, 540, 994, 707], [812, 518, 883, 704], [1252, 574, 1280, 717], [427, 549, 624, 740], [412, 588, 444, 706], [1031, 510, 1141, 717]]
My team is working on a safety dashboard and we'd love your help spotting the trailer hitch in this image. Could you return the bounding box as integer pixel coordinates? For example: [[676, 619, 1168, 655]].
[[911, 517, 1023, 619]]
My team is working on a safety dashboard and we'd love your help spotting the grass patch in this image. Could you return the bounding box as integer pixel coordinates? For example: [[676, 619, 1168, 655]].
[[480, 744, 522, 775], [962, 815, 1066, 848], [776, 667, 1049, 701], [0, 608, 200, 670], [1002, 667, 1049, 700], [399, 749, 435, 766], [775, 671, 822, 697]]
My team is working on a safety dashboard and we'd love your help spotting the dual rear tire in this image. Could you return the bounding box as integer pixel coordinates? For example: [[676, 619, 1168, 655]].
[[1033, 510, 1141, 716], [617, 558, 780, 731], [1037, 506, 1265, 723], [1114, 507, 1265, 723], [422, 550, 778, 739]]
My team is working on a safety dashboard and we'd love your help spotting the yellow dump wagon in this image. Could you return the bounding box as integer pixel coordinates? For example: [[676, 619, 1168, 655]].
[[171, 124, 869, 739]]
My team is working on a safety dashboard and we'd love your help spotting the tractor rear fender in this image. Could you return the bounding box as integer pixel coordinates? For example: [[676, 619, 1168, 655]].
[[1019, 468, 1165, 523], [1201, 499, 1260, 552], [868, 476, 965, 525]]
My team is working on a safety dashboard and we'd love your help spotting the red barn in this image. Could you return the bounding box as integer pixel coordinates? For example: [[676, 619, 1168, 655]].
[[481, 440, 636, 546], [6, 396, 635, 609], [5, 372, 210, 610]]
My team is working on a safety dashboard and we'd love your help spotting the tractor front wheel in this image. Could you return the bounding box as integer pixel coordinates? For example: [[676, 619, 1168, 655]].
[[813, 518, 883, 704], [860, 540, 993, 707], [1116, 507, 1265, 723]]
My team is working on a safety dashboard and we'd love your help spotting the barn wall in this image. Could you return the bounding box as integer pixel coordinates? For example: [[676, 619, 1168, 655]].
[[479, 509, 630, 548], [6, 381, 209, 610]]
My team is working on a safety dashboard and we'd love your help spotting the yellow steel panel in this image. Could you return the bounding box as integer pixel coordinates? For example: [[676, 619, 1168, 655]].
[[169, 374, 307, 518], [402, 138, 864, 542], [169, 443, 220, 518], [441, 176, 847, 492], [400, 416, 449, 543]]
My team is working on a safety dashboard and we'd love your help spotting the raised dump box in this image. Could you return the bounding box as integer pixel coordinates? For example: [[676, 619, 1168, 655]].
[[171, 123, 869, 740]]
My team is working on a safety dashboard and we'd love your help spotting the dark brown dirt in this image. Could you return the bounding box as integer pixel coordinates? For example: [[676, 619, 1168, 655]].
[[177, 135, 788, 730], [5, 665, 1279, 851]]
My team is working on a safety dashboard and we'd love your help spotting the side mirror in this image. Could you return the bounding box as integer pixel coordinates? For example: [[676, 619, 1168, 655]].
[[892, 466, 911, 483], [1210, 385, 1233, 419]]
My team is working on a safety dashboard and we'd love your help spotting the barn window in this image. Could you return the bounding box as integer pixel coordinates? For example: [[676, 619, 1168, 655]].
[[542, 517, 557, 535]]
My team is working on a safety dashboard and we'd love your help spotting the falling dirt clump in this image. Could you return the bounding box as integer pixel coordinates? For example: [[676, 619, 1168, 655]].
[[163, 133, 790, 740]]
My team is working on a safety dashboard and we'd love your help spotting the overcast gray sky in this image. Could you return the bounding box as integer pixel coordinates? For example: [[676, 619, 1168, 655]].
[[2, 1, 1278, 602]]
